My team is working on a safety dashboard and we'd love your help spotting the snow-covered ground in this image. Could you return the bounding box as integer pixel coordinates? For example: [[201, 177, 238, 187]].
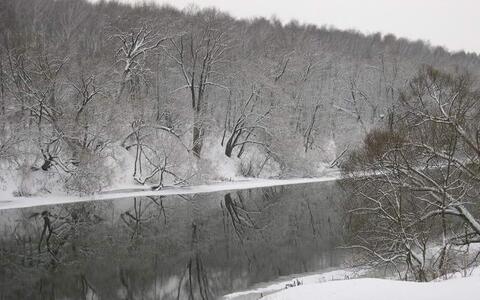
[[0, 171, 340, 210], [223, 268, 365, 300], [261, 274, 480, 300], [224, 267, 480, 300]]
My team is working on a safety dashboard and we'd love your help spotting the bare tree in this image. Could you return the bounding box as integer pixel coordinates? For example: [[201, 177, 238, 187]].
[[342, 66, 480, 280], [112, 24, 168, 102], [123, 119, 189, 189], [221, 86, 272, 158], [5, 50, 70, 169], [164, 18, 229, 158]]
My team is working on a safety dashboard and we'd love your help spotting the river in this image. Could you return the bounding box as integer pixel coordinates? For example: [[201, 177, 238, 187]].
[[0, 180, 347, 299]]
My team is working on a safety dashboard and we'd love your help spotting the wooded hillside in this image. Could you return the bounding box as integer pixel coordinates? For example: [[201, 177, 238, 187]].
[[1, 0, 479, 193]]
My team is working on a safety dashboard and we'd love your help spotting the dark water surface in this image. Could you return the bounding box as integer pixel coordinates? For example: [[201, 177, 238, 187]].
[[0, 181, 346, 299]]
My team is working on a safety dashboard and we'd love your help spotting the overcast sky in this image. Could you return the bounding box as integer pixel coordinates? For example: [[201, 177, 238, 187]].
[[110, 0, 479, 54]]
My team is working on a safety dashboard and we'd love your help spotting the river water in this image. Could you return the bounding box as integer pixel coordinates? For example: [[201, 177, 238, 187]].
[[0, 181, 347, 299]]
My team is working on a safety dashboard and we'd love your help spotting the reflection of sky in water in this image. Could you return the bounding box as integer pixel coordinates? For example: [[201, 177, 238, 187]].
[[0, 181, 346, 299]]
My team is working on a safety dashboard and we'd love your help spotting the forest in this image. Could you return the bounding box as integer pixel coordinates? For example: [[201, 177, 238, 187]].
[[1, 0, 480, 195]]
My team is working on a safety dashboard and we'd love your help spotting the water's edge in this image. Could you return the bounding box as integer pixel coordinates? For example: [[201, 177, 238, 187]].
[[0, 171, 341, 210]]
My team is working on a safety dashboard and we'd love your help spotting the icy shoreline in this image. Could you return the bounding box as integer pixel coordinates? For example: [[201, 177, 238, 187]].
[[0, 171, 340, 210]]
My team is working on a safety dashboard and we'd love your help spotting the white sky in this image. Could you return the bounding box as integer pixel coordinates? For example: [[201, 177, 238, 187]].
[[109, 0, 479, 54]]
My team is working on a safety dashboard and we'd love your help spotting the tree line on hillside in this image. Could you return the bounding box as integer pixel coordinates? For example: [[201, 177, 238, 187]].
[[0, 0, 480, 194]]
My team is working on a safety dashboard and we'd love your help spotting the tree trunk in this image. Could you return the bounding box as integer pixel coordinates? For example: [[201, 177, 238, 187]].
[[192, 111, 204, 158], [225, 142, 233, 158]]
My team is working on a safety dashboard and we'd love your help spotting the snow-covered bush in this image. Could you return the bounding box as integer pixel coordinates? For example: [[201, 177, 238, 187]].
[[64, 152, 112, 194]]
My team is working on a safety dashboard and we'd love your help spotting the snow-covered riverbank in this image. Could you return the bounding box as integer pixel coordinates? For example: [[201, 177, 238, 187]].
[[223, 268, 365, 300], [224, 267, 480, 300], [0, 172, 340, 210], [260, 271, 480, 300]]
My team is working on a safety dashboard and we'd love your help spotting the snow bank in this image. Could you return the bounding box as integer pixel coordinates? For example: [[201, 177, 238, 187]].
[[260, 269, 480, 300], [0, 172, 340, 210], [223, 268, 364, 300]]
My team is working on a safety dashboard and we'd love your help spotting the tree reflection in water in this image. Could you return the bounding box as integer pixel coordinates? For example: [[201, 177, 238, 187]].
[[0, 182, 346, 299]]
